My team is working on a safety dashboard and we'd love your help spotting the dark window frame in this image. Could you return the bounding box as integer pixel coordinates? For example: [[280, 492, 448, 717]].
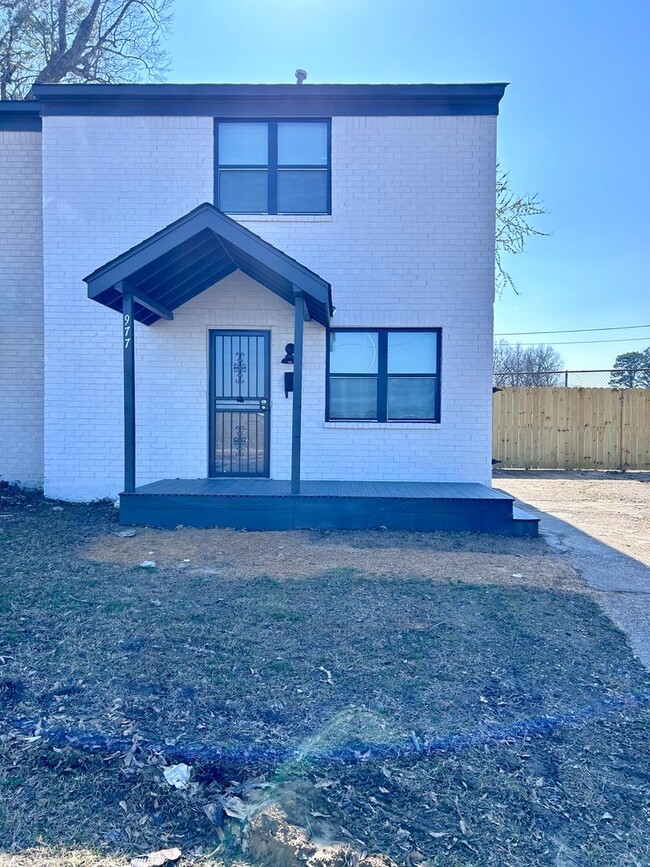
[[214, 118, 332, 215], [326, 328, 442, 423]]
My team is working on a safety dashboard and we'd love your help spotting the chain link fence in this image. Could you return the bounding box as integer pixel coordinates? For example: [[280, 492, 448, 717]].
[[493, 368, 650, 389]]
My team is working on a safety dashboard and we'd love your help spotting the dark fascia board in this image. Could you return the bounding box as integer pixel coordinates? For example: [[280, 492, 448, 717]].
[[32, 82, 507, 117], [84, 202, 332, 323], [0, 100, 42, 131]]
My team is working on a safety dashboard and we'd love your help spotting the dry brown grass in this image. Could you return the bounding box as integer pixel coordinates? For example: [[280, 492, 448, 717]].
[[1, 486, 649, 866]]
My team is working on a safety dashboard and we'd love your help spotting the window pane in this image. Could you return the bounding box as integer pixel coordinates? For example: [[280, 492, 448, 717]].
[[329, 377, 377, 419], [277, 169, 328, 213], [329, 332, 378, 374], [388, 332, 438, 374], [387, 377, 437, 419], [218, 123, 268, 165], [278, 122, 328, 165], [218, 169, 268, 213]]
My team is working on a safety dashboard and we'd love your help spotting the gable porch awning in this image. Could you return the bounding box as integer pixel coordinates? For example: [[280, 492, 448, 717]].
[[83, 203, 331, 497], [83, 202, 332, 326]]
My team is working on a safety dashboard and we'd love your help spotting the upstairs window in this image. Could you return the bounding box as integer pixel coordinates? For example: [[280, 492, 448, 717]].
[[327, 329, 441, 422], [216, 120, 330, 215]]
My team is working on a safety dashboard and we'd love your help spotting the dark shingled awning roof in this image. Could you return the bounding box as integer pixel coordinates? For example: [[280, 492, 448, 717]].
[[84, 203, 332, 326]]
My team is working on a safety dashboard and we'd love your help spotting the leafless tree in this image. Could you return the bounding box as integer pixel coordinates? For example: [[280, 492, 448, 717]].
[[496, 163, 548, 295], [0, 0, 173, 99], [493, 340, 564, 387]]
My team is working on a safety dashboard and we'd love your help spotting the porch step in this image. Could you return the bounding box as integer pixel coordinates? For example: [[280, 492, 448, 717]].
[[511, 506, 540, 537]]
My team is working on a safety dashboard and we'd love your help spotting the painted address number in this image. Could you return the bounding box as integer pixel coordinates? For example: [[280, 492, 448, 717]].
[[123, 313, 131, 350]]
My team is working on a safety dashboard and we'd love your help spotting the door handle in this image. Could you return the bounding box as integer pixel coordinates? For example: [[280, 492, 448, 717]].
[[259, 399, 268, 412]]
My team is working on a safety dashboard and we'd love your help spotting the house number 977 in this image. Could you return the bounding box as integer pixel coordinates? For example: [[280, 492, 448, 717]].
[[123, 313, 131, 350]]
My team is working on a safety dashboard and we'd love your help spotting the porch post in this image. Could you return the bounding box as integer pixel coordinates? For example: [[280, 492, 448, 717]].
[[121, 287, 136, 493], [291, 290, 305, 495]]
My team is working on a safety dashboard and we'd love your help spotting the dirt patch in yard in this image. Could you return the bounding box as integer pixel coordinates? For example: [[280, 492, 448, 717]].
[[494, 470, 650, 566], [85, 524, 585, 591], [1, 485, 649, 866]]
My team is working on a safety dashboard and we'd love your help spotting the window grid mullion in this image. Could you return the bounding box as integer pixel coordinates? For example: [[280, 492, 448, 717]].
[[268, 121, 278, 215], [377, 332, 388, 423]]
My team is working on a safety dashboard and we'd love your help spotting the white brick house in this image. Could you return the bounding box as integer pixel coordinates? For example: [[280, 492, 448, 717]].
[[1, 83, 531, 534]]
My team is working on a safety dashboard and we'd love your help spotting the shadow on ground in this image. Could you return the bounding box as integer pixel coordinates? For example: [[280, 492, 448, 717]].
[[494, 469, 650, 667]]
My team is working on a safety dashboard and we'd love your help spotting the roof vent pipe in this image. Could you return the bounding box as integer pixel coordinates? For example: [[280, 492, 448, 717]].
[[295, 69, 307, 85]]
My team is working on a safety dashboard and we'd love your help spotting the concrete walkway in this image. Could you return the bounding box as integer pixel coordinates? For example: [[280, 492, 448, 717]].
[[495, 471, 650, 668]]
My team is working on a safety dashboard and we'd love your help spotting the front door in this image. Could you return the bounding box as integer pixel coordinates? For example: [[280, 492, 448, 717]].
[[209, 330, 270, 477]]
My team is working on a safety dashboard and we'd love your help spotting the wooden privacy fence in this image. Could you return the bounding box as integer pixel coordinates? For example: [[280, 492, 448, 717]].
[[493, 387, 650, 471]]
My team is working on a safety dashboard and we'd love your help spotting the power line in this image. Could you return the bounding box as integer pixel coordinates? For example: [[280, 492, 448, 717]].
[[517, 335, 650, 347], [495, 324, 650, 336]]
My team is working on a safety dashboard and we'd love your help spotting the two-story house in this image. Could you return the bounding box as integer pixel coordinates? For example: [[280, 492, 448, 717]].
[[0, 82, 537, 534]]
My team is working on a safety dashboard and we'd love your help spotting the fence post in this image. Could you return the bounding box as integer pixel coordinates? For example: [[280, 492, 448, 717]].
[[618, 389, 625, 471], [564, 369, 569, 388]]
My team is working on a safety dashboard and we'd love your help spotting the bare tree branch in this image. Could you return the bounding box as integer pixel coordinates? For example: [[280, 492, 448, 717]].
[[494, 340, 564, 387], [496, 163, 549, 295], [0, 0, 172, 97]]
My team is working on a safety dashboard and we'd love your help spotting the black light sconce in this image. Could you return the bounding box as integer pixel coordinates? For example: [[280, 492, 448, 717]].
[[281, 343, 295, 397]]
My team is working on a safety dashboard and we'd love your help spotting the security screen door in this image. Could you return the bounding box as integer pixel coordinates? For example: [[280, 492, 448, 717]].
[[209, 330, 270, 477]]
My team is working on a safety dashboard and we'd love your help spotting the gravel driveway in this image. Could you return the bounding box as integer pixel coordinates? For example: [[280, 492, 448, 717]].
[[494, 470, 650, 666]]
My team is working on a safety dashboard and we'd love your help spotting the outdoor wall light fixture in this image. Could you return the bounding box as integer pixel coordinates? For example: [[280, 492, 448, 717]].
[[281, 343, 295, 397]]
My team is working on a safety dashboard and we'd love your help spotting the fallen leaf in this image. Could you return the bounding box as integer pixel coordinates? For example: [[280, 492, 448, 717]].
[[163, 763, 191, 789], [203, 803, 224, 826], [217, 794, 250, 820], [318, 666, 334, 685]]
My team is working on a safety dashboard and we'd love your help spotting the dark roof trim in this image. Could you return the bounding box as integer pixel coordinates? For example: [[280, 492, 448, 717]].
[[84, 203, 332, 326], [31, 82, 507, 117], [0, 101, 42, 131]]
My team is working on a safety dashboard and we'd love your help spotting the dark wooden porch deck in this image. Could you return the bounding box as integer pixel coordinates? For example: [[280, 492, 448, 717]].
[[120, 478, 538, 535]]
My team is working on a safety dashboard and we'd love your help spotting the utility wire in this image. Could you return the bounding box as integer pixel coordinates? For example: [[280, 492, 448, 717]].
[[496, 324, 650, 336], [517, 335, 650, 347]]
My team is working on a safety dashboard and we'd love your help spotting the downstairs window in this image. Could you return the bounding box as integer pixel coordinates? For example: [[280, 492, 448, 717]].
[[327, 329, 441, 422]]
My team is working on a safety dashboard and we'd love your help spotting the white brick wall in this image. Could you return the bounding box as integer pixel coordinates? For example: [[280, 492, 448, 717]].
[[0, 131, 44, 488], [41, 113, 496, 500], [42, 116, 214, 500]]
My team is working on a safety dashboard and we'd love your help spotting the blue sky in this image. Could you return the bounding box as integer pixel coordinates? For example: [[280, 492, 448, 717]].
[[168, 0, 650, 369]]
